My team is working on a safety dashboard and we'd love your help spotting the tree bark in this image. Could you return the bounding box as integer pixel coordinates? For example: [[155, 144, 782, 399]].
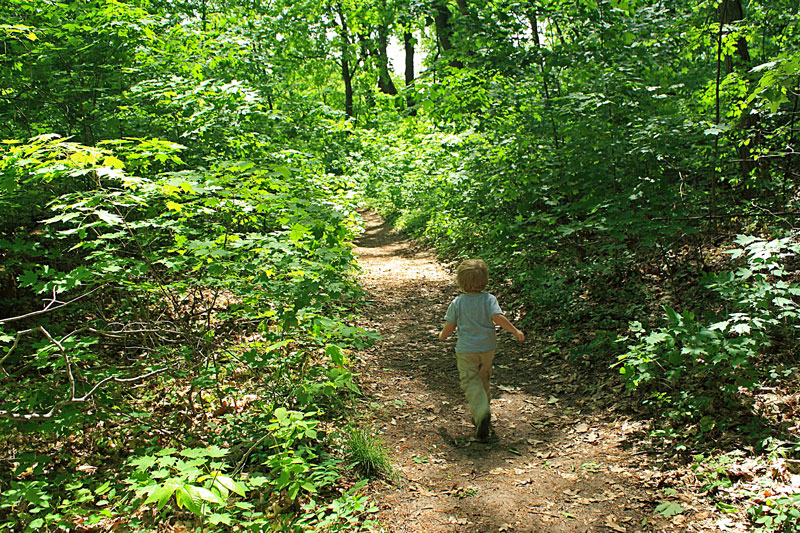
[[433, 0, 462, 68], [718, 0, 750, 73], [404, 31, 416, 113], [376, 27, 398, 95], [433, 0, 453, 52], [334, 3, 355, 117]]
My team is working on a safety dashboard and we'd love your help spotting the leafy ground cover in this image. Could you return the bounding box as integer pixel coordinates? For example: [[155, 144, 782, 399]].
[[0, 134, 381, 531]]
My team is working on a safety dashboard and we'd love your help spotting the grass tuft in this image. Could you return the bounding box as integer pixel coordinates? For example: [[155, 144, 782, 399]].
[[343, 425, 393, 479]]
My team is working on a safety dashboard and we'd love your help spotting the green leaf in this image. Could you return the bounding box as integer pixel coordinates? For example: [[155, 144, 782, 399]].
[[129, 456, 157, 471], [731, 323, 751, 335], [208, 513, 232, 526], [326, 344, 344, 366], [156, 448, 177, 457], [211, 475, 247, 497], [144, 480, 180, 511], [655, 502, 685, 517], [18, 269, 38, 287], [289, 223, 310, 242], [205, 445, 227, 458], [175, 484, 203, 516], [179, 447, 207, 458], [95, 210, 124, 226], [95, 481, 112, 495], [186, 484, 224, 505], [664, 306, 680, 326]]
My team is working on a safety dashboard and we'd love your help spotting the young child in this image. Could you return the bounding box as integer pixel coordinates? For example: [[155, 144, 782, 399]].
[[438, 259, 524, 441]]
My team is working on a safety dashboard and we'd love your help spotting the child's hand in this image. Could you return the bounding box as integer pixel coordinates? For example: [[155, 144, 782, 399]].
[[513, 329, 525, 342]]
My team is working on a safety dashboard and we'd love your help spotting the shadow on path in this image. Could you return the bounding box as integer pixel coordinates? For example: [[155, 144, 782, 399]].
[[353, 211, 695, 533]]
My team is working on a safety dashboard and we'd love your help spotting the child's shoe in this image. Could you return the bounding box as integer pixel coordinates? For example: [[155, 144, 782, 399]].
[[476, 416, 491, 442]]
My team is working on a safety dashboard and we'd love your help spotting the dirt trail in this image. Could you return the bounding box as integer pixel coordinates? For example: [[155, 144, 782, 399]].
[[352, 212, 710, 533]]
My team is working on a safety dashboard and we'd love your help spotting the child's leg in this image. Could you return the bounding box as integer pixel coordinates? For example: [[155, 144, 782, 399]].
[[477, 351, 495, 400], [456, 351, 495, 430]]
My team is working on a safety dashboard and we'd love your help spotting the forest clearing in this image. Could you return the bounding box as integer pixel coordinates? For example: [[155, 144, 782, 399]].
[[1, 0, 800, 531]]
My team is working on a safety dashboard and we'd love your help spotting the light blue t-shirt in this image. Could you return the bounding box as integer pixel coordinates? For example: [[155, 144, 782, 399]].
[[444, 292, 503, 354]]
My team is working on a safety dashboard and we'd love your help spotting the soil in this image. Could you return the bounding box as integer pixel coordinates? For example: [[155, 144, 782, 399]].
[[352, 211, 719, 533]]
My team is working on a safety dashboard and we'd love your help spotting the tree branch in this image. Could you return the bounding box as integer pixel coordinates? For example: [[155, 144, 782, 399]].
[[0, 367, 168, 421], [0, 286, 102, 325]]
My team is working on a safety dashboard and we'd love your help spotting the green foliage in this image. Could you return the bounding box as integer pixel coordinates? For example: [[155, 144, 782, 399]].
[[262, 408, 341, 502], [125, 446, 248, 521], [692, 446, 800, 533], [616, 233, 800, 421], [749, 494, 800, 533], [297, 480, 380, 532]]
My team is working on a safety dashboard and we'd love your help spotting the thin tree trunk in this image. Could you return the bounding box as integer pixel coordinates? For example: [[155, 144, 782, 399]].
[[404, 31, 416, 114], [712, 20, 723, 220], [433, 0, 461, 68], [551, 17, 567, 47], [783, 78, 800, 205], [335, 3, 355, 117], [528, 8, 560, 149]]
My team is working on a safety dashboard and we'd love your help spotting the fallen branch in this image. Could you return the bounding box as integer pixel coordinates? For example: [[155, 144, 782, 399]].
[[233, 433, 272, 476], [0, 286, 102, 325], [0, 367, 168, 421]]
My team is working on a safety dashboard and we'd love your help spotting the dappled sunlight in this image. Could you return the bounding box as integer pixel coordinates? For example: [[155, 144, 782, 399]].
[[352, 211, 678, 532]]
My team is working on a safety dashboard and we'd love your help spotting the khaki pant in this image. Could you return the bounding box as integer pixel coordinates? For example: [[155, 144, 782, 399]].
[[456, 350, 495, 426]]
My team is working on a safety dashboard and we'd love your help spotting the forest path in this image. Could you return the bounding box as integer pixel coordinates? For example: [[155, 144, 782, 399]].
[[352, 211, 711, 532]]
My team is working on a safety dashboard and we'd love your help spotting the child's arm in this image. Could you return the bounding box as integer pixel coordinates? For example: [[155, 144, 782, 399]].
[[492, 314, 525, 342], [439, 321, 456, 341]]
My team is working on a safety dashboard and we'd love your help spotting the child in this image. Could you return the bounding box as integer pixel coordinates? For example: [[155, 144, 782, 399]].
[[438, 259, 524, 441]]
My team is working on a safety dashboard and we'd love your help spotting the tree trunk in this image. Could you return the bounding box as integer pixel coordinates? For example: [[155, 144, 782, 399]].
[[718, 0, 750, 73], [433, 0, 453, 52], [376, 27, 398, 95], [712, 18, 723, 220], [528, 7, 559, 149], [433, 0, 462, 68], [334, 3, 355, 117], [404, 31, 416, 114], [527, 9, 540, 49]]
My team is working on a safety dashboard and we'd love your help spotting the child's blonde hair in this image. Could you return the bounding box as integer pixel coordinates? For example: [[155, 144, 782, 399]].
[[456, 259, 489, 293]]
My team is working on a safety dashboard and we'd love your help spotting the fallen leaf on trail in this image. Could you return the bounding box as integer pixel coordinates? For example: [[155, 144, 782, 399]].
[[604, 516, 626, 532], [655, 501, 685, 517], [574, 423, 589, 433]]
